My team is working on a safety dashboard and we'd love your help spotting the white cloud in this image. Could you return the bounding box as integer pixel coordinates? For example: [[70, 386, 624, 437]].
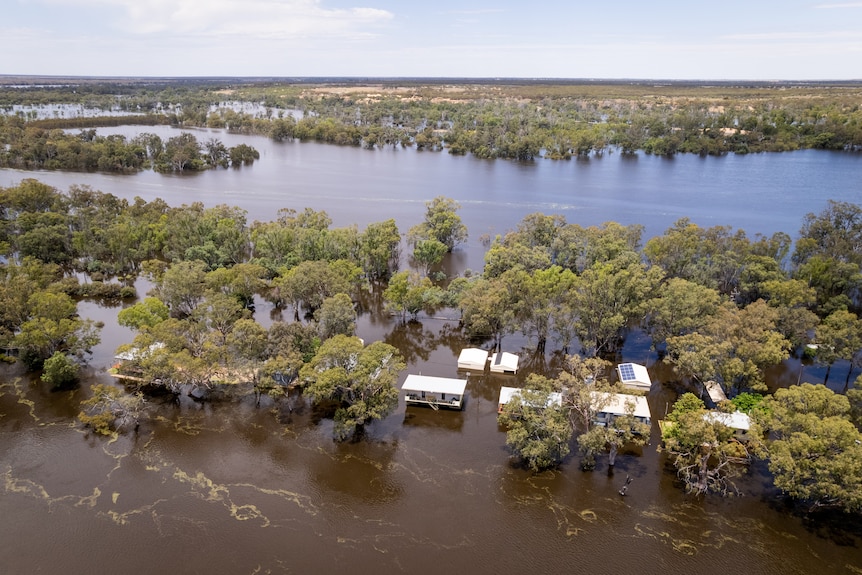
[[39, 0, 394, 38]]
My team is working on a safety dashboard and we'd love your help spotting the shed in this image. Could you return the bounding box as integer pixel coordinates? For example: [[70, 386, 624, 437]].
[[616, 362, 652, 391], [402, 375, 468, 410], [592, 391, 652, 428], [457, 348, 490, 371], [490, 352, 519, 375], [497, 386, 562, 413]]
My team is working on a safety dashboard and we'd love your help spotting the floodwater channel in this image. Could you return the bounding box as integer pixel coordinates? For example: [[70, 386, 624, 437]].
[[1, 129, 861, 574]]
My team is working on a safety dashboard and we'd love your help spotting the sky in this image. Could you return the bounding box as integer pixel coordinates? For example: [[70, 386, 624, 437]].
[[4, 0, 862, 80]]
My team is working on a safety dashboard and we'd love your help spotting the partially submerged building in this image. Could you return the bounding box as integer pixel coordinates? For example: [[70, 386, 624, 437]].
[[591, 391, 652, 429], [497, 386, 562, 413], [402, 374, 468, 410], [489, 352, 519, 375], [703, 410, 752, 441], [457, 348, 490, 371], [616, 363, 652, 391]]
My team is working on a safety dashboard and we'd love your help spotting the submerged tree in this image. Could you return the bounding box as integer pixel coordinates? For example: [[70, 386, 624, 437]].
[[408, 196, 468, 253], [761, 383, 862, 513], [300, 335, 405, 440], [578, 397, 650, 470], [666, 300, 791, 396], [662, 393, 763, 496], [498, 374, 572, 472], [78, 384, 147, 436]]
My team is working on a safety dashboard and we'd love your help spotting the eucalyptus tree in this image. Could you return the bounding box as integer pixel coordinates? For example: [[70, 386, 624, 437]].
[[503, 265, 576, 352], [567, 256, 660, 356], [813, 309, 862, 387], [358, 218, 401, 280], [314, 293, 357, 339], [13, 290, 100, 369], [498, 374, 573, 472], [382, 271, 445, 322], [269, 259, 362, 319], [643, 277, 720, 354], [408, 196, 467, 253], [761, 383, 862, 513], [662, 393, 764, 496], [457, 276, 516, 350], [300, 335, 405, 440], [666, 300, 791, 396]]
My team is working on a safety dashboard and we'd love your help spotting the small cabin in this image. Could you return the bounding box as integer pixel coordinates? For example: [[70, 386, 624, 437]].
[[704, 410, 752, 441], [497, 386, 562, 413], [490, 352, 519, 375], [457, 348, 490, 371], [592, 391, 652, 429], [616, 363, 652, 391], [402, 375, 468, 410]]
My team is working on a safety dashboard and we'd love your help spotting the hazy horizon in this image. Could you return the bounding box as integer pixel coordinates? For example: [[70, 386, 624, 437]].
[[5, 1, 862, 81]]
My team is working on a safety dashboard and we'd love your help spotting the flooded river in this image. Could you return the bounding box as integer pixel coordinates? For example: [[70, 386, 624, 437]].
[[1, 132, 861, 574]]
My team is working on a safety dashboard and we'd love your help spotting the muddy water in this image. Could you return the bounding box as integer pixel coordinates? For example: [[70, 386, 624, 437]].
[[2, 135, 862, 573]]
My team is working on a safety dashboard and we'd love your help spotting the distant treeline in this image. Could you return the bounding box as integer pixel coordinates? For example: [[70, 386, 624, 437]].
[[28, 115, 171, 130], [3, 80, 862, 159]]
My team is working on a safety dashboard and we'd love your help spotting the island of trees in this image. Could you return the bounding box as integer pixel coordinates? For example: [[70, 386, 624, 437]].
[[1, 174, 861, 514]]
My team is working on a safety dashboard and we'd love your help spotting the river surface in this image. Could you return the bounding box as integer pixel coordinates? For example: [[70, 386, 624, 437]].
[[2, 130, 862, 574]]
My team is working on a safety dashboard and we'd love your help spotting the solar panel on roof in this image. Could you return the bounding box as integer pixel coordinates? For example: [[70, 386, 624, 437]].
[[619, 363, 636, 381]]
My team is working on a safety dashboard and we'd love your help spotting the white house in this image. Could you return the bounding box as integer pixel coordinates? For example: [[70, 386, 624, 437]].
[[704, 410, 752, 440], [402, 375, 468, 410], [457, 348, 490, 371], [591, 391, 652, 429], [497, 386, 562, 413], [489, 352, 519, 375]]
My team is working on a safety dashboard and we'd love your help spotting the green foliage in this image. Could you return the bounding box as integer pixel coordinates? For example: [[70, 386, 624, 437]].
[[300, 336, 405, 441], [359, 219, 401, 280], [567, 258, 660, 356], [663, 396, 763, 496], [314, 293, 357, 339], [730, 392, 766, 415], [408, 196, 467, 252], [117, 297, 170, 330], [382, 271, 445, 322], [40, 352, 79, 388], [666, 300, 791, 395], [813, 309, 862, 385], [498, 375, 573, 472], [644, 277, 720, 351], [457, 276, 515, 348], [412, 238, 448, 275], [763, 384, 862, 513], [665, 393, 705, 422], [78, 384, 147, 436], [13, 291, 101, 369]]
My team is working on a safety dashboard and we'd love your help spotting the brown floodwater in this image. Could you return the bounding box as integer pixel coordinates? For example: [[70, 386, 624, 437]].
[[2, 133, 862, 574]]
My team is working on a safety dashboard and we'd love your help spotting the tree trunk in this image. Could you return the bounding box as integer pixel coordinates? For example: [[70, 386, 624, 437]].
[[844, 365, 856, 392]]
